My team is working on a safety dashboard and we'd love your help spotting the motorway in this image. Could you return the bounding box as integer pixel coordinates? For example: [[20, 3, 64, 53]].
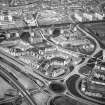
[[0, 62, 37, 105], [0, 56, 48, 90], [0, 49, 50, 86]]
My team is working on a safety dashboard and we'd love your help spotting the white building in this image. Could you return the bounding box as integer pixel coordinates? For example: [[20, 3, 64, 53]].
[[83, 13, 93, 21], [0, 15, 13, 22], [94, 13, 104, 20], [74, 13, 83, 22]]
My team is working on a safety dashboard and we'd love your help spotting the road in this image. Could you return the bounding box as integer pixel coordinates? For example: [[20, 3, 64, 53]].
[[77, 20, 105, 49], [0, 52, 48, 87], [0, 65, 37, 105], [0, 96, 20, 105], [66, 74, 101, 105], [0, 50, 52, 94], [0, 22, 76, 32]]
